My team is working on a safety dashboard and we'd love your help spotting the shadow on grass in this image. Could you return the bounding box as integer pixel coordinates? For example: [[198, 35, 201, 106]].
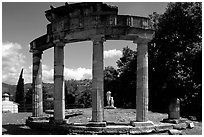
[[2, 124, 51, 135]]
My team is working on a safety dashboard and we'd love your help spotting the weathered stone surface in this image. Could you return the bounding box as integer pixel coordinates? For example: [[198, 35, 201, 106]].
[[87, 121, 107, 127], [154, 124, 173, 132], [168, 98, 180, 119], [30, 3, 155, 132], [162, 118, 180, 124], [188, 116, 197, 121], [130, 121, 154, 127], [91, 36, 104, 122], [32, 50, 43, 117], [173, 123, 188, 130], [168, 129, 182, 135], [26, 119, 180, 135], [187, 122, 194, 129], [136, 39, 149, 122], [54, 41, 65, 123], [28, 116, 49, 121], [30, 3, 154, 51]]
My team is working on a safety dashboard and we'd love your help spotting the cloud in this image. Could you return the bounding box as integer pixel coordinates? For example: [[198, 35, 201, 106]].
[[11, 64, 92, 84], [2, 42, 26, 85], [104, 49, 122, 59], [2, 42, 93, 84], [41, 65, 92, 83], [64, 67, 92, 80], [42, 65, 54, 83]]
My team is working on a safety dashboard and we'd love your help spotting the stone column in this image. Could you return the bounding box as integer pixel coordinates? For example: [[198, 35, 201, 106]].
[[136, 38, 149, 122], [32, 50, 43, 117], [54, 40, 65, 123], [91, 36, 105, 124]]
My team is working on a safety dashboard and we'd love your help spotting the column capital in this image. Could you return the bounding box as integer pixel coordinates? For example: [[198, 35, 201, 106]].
[[91, 35, 106, 42], [133, 38, 151, 44], [53, 39, 65, 47], [32, 50, 43, 55]]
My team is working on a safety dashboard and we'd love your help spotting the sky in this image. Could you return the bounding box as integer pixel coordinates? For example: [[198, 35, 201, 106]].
[[2, 2, 168, 85]]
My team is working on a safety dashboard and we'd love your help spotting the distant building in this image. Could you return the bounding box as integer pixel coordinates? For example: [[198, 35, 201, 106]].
[[2, 93, 18, 113]]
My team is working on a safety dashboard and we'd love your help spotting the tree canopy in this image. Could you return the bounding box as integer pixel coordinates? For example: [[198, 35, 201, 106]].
[[103, 2, 202, 119], [149, 2, 201, 118]]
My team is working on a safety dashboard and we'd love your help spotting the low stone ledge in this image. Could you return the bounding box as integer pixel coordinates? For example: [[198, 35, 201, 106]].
[[26, 119, 192, 135], [168, 129, 183, 135], [162, 118, 194, 130], [106, 121, 130, 126], [86, 121, 107, 127], [154, 124, 174, 132], [162, 118, 188, 124], [173, 123, 188, 130], [70, 123, 87, 126], [26, 119, 51, 130], [28, 116, 49, 121], [129, 127, 154, 134], [130, 121, 154, 127]]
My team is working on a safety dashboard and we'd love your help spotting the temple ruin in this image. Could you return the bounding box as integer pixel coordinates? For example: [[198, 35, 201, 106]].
[[29, 2, 154, 128]]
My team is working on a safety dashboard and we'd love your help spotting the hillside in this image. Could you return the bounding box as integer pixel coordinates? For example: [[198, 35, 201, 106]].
[[2, 82, 54, 100], [2, 83, 16, 101], [2, 79, 91, 102]]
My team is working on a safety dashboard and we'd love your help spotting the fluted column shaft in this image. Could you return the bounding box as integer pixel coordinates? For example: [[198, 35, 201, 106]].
[[54, 41, 65, 123], [92, 36, 104, 122], [32, 50, 43, 117], [136, 39, 149, 122]]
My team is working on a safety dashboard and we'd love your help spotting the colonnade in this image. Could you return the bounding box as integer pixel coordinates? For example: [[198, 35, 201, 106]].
[[31, 36, 150, 124]]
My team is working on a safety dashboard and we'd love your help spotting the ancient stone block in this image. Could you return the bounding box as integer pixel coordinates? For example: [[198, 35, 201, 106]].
[[168, 129, 182, 135]]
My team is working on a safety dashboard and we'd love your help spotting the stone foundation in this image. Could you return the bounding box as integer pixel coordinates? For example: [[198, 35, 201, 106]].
[[25, 118, 194, 135]]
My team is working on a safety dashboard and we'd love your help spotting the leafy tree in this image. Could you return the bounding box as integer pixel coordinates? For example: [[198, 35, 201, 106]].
[[43, 84, 50, 111], [78, 89, 92, 108], [149, 12, 161, 30], [25, 87, 32, 111], [15, 68, 25, 111], [116, 46, 137, 108], [149, 2, 202, 119], [65, 80, 78, 108], [104, 66, 118, 82], [25, 87, 32, 104], [104, 66, 119, 106]]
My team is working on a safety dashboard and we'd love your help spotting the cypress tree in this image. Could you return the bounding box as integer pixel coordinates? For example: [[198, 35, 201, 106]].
[[15, 68, 25, 111]]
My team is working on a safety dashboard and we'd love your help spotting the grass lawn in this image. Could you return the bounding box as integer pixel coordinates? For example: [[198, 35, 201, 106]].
[[2, 108, 202, 135]]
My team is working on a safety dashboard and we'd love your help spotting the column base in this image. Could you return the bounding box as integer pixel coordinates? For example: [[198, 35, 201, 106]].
[[162, 118, 187, 124], [28, 116, 48, 121], [49, 117, 68, 125], [87, 121, 107, 127], [130, 121, 154, 127]]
